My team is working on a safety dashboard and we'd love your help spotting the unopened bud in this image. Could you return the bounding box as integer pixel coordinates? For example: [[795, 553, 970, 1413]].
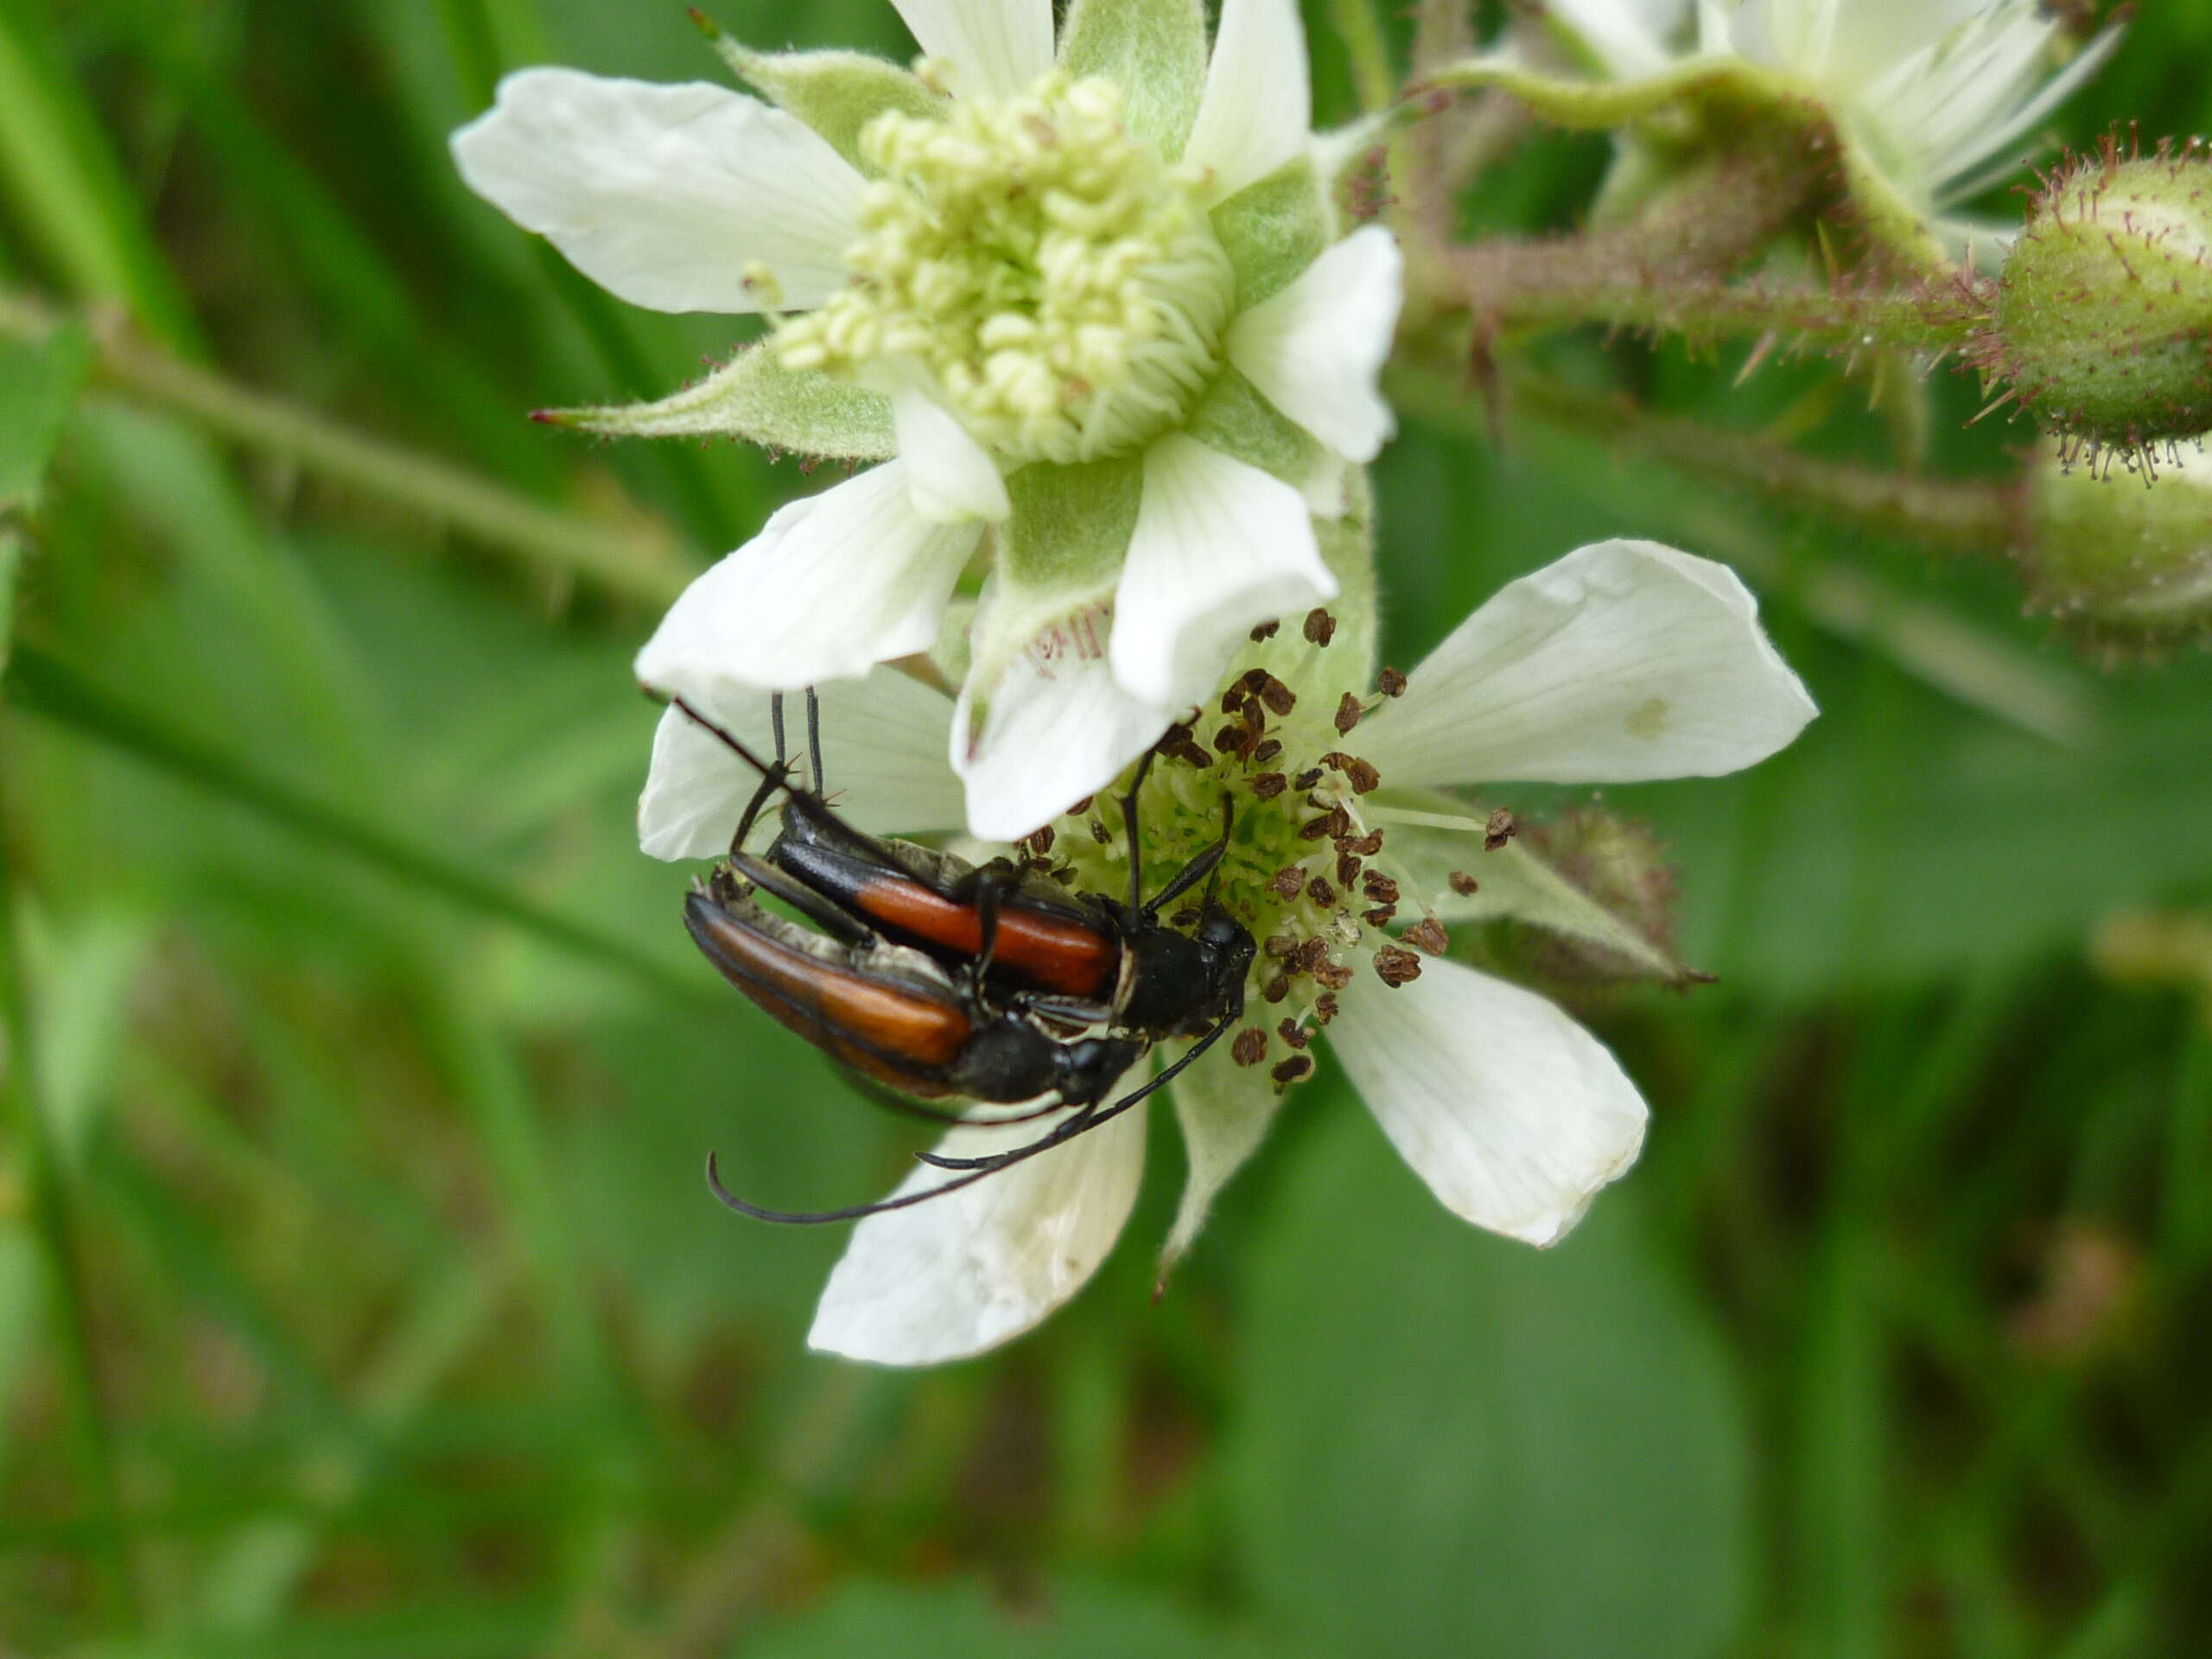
[[2021, 440, 2212, 649], [1984, 139, 2212, 454]]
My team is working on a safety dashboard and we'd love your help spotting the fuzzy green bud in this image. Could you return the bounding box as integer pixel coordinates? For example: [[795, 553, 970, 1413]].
[[2021, 440, 2212, 652], [1984, 140, 2212, 454]]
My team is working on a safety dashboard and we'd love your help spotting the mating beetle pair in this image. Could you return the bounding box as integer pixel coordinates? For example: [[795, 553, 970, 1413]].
[[667, 690, 1257, 1221]]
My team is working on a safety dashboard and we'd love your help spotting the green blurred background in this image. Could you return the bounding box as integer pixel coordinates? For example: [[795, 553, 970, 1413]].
[[3, 1, 2209, 1653]]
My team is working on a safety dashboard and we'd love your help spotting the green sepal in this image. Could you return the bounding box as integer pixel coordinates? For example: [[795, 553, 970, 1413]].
[[1058, 0, 1207, 159], [539, 346, 897, 461], [1385, 810, 1699, 986], [965, 458, 1141, 696], [713, 41, 947, 175], [1211, 156, 1330, 309], [1185, 370, 1328, 493], [0, 324, 92, 513]]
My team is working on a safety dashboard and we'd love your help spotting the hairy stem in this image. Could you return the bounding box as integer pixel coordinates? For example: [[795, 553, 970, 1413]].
[[0, 290, 692, 606]]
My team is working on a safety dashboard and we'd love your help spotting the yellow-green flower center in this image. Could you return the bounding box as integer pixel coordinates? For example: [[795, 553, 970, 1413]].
[[1033, 613, 1438, 1083], [773, 73, 1236, 467]]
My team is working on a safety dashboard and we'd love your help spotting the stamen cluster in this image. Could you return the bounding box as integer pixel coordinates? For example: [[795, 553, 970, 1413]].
[[1037, 611, 1447, 1084], [772, 73, 1236, 466]]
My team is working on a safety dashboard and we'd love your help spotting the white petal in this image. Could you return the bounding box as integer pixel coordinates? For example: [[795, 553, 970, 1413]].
[[1330, 954, 1647, 1247], [891, 0, 1053, 97], [1184, 0, 1312, 203], [635, 462, 980, 696], [1161, 1051, 1283, 1269], [1357, 538, 1816, 788], [450, 69, 865, 314], [1226, 225, 1403, 463], [808, 1106, 1147, 1365], [1110, 435, 1338, 709], [638, 670, 966, 859], [891, 385, 1011, 524], [1546, 0, 1693, 77], [952, 626, 1175, 841]]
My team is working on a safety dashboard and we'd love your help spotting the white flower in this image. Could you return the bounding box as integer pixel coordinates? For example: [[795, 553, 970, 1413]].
[[1541, 0, 2120, 226], [451, 0, 1402, 840], [642, 539, 1817, 1366]]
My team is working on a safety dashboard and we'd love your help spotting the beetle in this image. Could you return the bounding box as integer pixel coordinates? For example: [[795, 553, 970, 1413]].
[[671, 690, 1257, 1044], [683, 863, 1141, 1114]]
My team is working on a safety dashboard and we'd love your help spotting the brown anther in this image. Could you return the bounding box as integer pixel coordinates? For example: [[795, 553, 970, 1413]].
[[1262, 975, 1291, 1004], [1090, 820, 1112, 843], [1403, 917, 1450, 956], [1269, 867, 1306, 900], [1214, 723, 1247, 754], [1259, 676, 1297, 716], [1249, 619, 1281, 642], [1447, 871, 1479, 896], [1251, 772, 1288, 800], [1171, 906, 1199, 928], [1302, 607, 1338, 646], [1299, 813, 1336, 842], [1334, 693, 1363, 735], [1313, 958, 1355, 990], [1068, 796, 1093, 816], [1165, 735, 1212, 769], [1294, 937, 1332, 975], [1362, 871, 1401, 905], [1252, 739, 1283, 765], [1363, 904, 1398, 928], [1220, 687, 1245, 715], [1277, 1018, 1311, 1051], [1313, 992, 1340, 1025], [1336, 850, 1363, 888], [1231, 1027, 1270, 1067], [1271, 1053, 1316, 1086], [1344, 830, 1384, 857], [1263, 933, 1299, 958], [1240, 668, 1271, 693], [1025, 824, 1056, 855], [1294, 767, 1324, 791], [1377, 666, 1408, 697], [1341, 758, 1382, 793], [1306, 875, 1338, 907], [1372, 944, 1424, 987], [1484, 807, 1517, 852], [1050, 867, 1075, 884]]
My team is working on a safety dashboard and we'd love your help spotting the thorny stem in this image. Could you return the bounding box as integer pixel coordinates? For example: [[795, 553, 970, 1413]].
[[1393, 364, 2024, 553], [0, 290, 692, 606]]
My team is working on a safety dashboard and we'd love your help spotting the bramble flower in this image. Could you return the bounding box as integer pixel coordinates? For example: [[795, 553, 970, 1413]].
[[452, 0, 1401, 839], [642, 539, 1816, 1365], [1516, 0, 2119, 251]]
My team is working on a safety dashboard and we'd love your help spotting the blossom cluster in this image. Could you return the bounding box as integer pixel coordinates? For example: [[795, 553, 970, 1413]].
[[449, 0, 2139, 1363]]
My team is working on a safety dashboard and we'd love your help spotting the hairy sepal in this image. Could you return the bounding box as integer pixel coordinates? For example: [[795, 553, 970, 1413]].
[[710, 42, 945, 175], [541, 345, 897, 461], [965, 458, 1143, 699], [1058, 0, 1207, 159], [1211, 156, 1331, 310]]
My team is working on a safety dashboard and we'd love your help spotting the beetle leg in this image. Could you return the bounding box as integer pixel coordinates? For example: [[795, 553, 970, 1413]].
[[1144, 795, 1236, 918], [804, 683, 825, 795], [1120, 747, 1156, 918]]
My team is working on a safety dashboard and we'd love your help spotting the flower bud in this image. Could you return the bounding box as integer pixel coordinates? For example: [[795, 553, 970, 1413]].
[[2021, 440, 2212, 650], [1985, 140, 2212, 453]]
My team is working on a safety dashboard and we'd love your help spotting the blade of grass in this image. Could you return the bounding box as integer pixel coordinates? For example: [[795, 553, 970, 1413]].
[[0, 876, 139, 1630], [0, 0, 201, 349], [4, 644, 709, 1002]]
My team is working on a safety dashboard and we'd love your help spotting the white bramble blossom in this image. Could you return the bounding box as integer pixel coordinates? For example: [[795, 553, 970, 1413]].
[[641, 539, 1817, 1366], [452, 0, 1402, 840], [1540, 0, 2120, 235]]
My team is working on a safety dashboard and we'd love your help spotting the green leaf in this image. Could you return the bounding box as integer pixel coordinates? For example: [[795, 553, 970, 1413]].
[[1211, 156, 1331, 310], [0, 321, 91, 512], [543, 345, 898, 462], [1233, 1102, 1753, 1657], [1058, 0, 1207, 158], [716, 42, 946, 175], [747, 1578, 1243, 1659]]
